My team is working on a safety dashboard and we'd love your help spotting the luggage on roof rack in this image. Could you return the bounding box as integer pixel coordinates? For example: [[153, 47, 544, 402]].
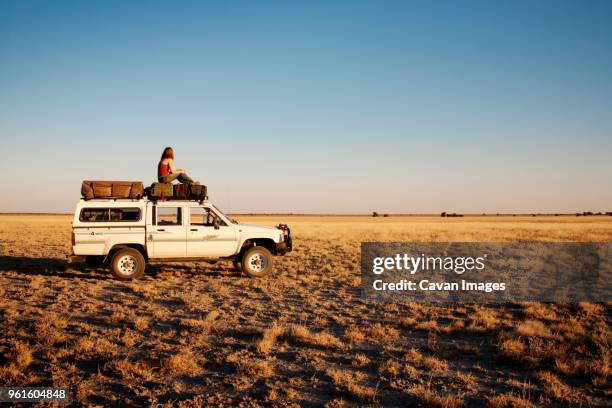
[[81, 181, 144, 200], [147, 182, 173, 200], [145, 182, 207, 202]]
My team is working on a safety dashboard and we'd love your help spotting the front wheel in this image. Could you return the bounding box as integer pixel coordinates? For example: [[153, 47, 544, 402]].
[[241, 247, 273, 277], [110, 248, 145, 280]]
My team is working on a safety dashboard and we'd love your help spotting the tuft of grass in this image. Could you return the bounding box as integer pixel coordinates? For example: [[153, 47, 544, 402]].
[[363, 323, 399, 341], [286, 324, 344, 349], [351, 353, 370, 367], [516, 320, 552, 339], [226, 353, 273, 377], [11, 341, 33, 369], [536, 371, 580, 403], [486, 392, 536, 408], [255, 323, 344, 353], [499, 338, 526, 360], [326, 368, 376, 402], [107, 358, 155, 380], [344, 326, 366, 343], [409, 383, 464, 408], [163, 350, 203, 376], [422, 356, 448, 374], [255, 323, 285, 354]]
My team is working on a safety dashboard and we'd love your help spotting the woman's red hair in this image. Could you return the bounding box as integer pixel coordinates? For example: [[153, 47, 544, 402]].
[[161, 147, 174, 160]]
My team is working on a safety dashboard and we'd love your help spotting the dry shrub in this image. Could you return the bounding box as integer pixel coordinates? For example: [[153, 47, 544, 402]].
[[486, 392, 536, 408], [522, 302, 557, 321], [455, 371, 477, 388], [75, 337, 118, 359], [119, 329, 139, 347], [11, 341, 33, 369], [402, 347, 448, 374], [226, 353, 273, 377], [164, 350, 203, 376], [466, 309, 501, 332], [591, 376, 607, 387], [107, 358, 155, 380], [108, 310, 128, 324], [0, 365, 22, 383], [499, 338, 525, 359], [286, 324, 344, 349], [578, 302, 604, 315], [255, 323, 285, 354], [405, 347, 423, 363], [409, 384, 463, 408], [536, 371, 580, 402], [516, 320, 552, 339], [34, 319, 68, 346], [132, 316, 150, 331], [422, 356, 448, 374], [554, 358, 579, 376], [589, 329, 610, 377], [351, 353, 370, 367], [75, 377, 95, 401], [403, 364, 419, 379], [363, 323, 399, 341], [326, 368, 376, 402], [378, 359, 401, 377], [399, 317, 417, 328], [416, 320, 439, 331], [556, 319, 587, 342], [256, 323, 343, 353], [180, 310, 220, 334], [344, 326, 365, 343]]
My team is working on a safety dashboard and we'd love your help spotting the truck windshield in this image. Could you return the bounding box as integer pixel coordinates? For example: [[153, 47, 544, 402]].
[[213, 205, 238, 224]]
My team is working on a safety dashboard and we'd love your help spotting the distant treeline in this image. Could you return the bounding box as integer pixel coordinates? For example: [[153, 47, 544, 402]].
[[438, 212, 612, 217]]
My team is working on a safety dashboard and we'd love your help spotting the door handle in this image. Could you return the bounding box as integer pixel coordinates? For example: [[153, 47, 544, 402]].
[[157, 229, 165, 232], [190, 228, 198, 231]]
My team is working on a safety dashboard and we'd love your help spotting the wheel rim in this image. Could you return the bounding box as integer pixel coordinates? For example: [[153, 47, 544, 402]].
[[248, 253, 267, 272], [117, 254, 138, 276]]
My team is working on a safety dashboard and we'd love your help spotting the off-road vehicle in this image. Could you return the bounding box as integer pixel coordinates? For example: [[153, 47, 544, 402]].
[[68, 198, 292, 280]]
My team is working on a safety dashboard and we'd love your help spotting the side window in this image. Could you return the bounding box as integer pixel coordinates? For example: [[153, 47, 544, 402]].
[[80, 208, 141, 222], [157, 207, 181, 225], [110, 208, 141, 221], [190, 207, 226, 227], [190, 207, 211, 226], [80, 208, 109, 222]]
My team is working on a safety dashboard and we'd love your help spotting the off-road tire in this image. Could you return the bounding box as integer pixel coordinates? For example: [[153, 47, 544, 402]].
[[110, 248, 145, 280], [241, 246, 273, 278]]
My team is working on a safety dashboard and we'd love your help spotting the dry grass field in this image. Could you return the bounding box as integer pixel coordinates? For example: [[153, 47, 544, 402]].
[[0, 214, 610, 407]]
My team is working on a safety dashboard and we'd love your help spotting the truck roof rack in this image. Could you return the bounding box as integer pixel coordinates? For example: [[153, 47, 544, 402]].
[[80, 197, 210, 203]]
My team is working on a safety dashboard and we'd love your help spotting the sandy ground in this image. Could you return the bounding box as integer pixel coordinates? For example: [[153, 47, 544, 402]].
[[0, 214, 610, 407]]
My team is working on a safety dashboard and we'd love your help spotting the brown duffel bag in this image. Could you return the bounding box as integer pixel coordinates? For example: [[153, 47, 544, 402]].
[[81, 181, 144, 200]]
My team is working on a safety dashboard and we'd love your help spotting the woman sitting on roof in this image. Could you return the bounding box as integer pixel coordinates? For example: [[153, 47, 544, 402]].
[[157, 146, 199, 184]]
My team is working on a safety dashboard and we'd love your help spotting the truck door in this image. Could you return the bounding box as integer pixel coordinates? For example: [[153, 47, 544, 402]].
[[187, 206, 236, 257], [149, 205, 186, 257]]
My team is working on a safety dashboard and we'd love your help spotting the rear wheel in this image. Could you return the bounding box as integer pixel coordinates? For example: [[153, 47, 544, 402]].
[[241, 246, 273, 277], [110, 248, 145, 280]]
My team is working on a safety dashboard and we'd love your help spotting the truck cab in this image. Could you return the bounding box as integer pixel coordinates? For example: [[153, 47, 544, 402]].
[[69, 199, 292, 280]]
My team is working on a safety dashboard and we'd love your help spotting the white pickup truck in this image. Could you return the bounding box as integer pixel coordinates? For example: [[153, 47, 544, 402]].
[[67, 198, 292, 280]]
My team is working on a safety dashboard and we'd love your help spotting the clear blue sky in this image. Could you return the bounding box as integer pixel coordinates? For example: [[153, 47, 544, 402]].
[[1, 0, 611, 214]]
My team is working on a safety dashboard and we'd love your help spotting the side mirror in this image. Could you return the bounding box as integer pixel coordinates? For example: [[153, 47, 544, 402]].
[[213, 217, 220, 230]]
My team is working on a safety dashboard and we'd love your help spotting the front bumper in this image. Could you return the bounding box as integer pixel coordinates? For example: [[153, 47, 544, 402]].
[[276, 224, 293, 254]]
